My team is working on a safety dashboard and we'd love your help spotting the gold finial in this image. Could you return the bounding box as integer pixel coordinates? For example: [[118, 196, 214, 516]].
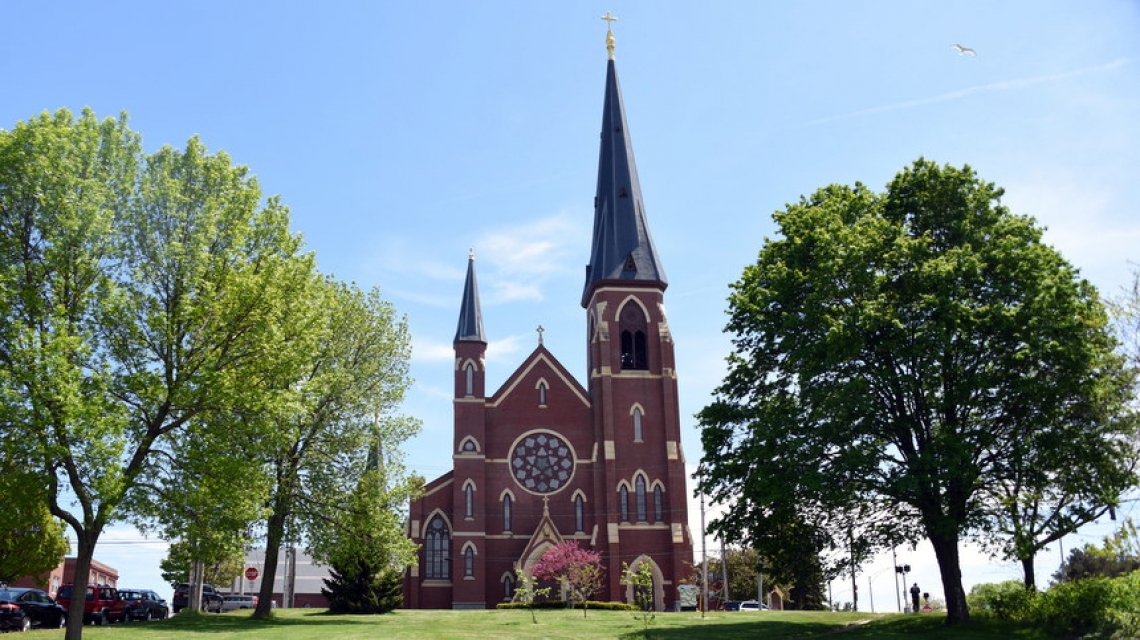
[[468, 247, 475, 260], [536, 325, 545, 345], [601, 12, 618, 60]]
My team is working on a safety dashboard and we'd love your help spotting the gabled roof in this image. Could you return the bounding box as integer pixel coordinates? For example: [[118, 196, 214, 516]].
[[516, 498, 567, 570], [454, 253, 486, 343], [582, 58, 667, 307], [488, 344, 590, 408]]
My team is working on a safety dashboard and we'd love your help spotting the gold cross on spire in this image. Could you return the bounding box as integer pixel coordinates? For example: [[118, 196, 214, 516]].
[[601, 12, 618, 60]]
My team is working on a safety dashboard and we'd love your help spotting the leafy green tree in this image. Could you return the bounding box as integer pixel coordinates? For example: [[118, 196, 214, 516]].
[[129, 384, 273, 610], [512, 568, 552, 625], [0, 109, 313, 638], [983, 422, 1135, 589], [698, 159, 1136, 624], [621, 561, 656, 629], [709, 545, 825, 611], [249, 278, 417, 618], [159, 539, 245, 588], [0, 470, 69, 584], [1109, 265, 1140, 373], [1054, 519, 1140, 583]]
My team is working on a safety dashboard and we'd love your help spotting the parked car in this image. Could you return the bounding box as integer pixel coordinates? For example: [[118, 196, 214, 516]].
[[739, 600, 768, 611], [0, 588, 67, 629], [0, 593, 32, 632], [55, 584, 128, 625], [722, 600, 743, 611], [221, 594, 258, 612], [172, 583, 224, 614], [118, 588, 169, 621]]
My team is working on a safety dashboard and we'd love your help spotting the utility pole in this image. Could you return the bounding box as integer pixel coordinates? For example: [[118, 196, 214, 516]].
[[849, 527, 857, 612], [721, 538, 729, 604], [757, 551, 763, 607], [699, 475, 708, 617], [868, 575, 874, 613], [892, 548, 901, 613]]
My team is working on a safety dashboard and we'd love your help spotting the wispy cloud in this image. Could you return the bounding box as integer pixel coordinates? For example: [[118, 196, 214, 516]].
[[487, 333, 529, 363], [414, 383, 454, 401], [806, 58, 1135, 126], [1004, 170, 1140, 292], [412, 337, 455, 362], [412, 332, 530, 365], [474, 211, 587, 304], [367, 211, 588, 308]]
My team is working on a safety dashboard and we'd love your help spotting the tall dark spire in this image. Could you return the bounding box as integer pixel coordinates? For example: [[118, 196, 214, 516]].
[[454, 252, 486, 343], [581, 45, 667, 308]]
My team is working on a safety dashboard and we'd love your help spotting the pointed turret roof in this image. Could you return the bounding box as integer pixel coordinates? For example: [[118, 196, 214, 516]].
[[454, 252, 486, 343], [581, 43, 667, 307]]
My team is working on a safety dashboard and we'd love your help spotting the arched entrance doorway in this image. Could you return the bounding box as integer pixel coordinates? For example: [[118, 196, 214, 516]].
[[624, 555, 664, 612]]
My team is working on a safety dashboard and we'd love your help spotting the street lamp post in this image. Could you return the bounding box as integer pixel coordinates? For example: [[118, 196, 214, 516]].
[[894, 562, 912, 612]]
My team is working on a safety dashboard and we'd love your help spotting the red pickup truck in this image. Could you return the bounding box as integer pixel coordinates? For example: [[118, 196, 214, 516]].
[[55, 584, 128, 625]]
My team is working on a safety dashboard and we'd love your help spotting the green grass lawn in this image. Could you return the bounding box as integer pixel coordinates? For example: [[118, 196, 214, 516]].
[[23, 608, 1059, 639]]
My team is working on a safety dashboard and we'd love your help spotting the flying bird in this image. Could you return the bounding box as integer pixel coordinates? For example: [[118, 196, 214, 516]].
[[951, 44, 977, 56]]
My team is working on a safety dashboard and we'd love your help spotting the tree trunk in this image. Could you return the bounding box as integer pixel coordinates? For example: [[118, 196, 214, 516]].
[[1021, 555, 1036, 590], [928, 532, 970, 624], [253, 498, 289, 618], [64, 531, 99, 640]]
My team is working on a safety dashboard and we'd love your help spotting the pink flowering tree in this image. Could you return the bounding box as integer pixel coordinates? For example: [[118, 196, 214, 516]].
[[531, 541, 606, 617]]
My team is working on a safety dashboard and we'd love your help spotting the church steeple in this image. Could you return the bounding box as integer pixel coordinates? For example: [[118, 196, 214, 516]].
[[581, 26, 667, 308], [454, 251, 486, 343]]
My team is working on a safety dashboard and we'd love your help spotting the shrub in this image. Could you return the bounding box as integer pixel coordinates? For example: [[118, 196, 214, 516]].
[[1102, 570, 1140, 639], [497, 600, 636, 611], [972, 571, 1140, 637], [1031, 577, 1114, 637], [968, 580, 1036, 622]]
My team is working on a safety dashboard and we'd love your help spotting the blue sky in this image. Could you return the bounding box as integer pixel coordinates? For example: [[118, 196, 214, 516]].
[[4, 0, 1139, 610]]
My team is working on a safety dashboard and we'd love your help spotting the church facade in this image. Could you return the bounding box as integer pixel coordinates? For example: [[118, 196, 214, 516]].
[[403, 33, 694, 611]]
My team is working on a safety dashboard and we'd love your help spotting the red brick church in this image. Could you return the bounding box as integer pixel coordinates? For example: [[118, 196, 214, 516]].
[[403, 27, 694, 611]]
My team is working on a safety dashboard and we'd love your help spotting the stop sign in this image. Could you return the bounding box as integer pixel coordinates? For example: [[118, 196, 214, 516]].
[[245, 567, 259, 581]]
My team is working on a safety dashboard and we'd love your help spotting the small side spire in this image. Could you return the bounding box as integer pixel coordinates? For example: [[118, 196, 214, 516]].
[[454, 251, 486, 343]]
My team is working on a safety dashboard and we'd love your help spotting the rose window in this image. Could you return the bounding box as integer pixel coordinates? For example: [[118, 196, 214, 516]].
[[510, 432, 575, 494]]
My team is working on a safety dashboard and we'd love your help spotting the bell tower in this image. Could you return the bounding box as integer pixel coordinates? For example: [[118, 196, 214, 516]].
[[582, 18, 692, 610], [452, 251, 488, 608]]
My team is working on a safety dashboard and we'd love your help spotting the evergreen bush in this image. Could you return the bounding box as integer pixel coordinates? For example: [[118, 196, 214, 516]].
[[321, 558, 402, 614]]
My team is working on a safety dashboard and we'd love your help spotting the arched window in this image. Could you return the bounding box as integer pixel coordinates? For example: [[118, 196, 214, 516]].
[[574, 495, 585, 532], [425, 516, 450, 580], [502, 573, 515, 601], [464, 546, 475, 577], [619, 303, 648, 370], [464, 363, 475, 396], [654, 485, 664, 522], [635, 476, 647, 522], [465, 483, 475, 519], [632, 407, 643, 442], [619, 486, 629, 522], [538, 382, 547, 406], [502, 494, 512, 531], [461, 438, 477, 453]]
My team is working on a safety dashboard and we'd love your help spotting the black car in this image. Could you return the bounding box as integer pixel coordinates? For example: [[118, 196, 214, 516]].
[[119, 588, 170, 621], [171, 583, 223, 614], [0, 587, 67, 630]]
